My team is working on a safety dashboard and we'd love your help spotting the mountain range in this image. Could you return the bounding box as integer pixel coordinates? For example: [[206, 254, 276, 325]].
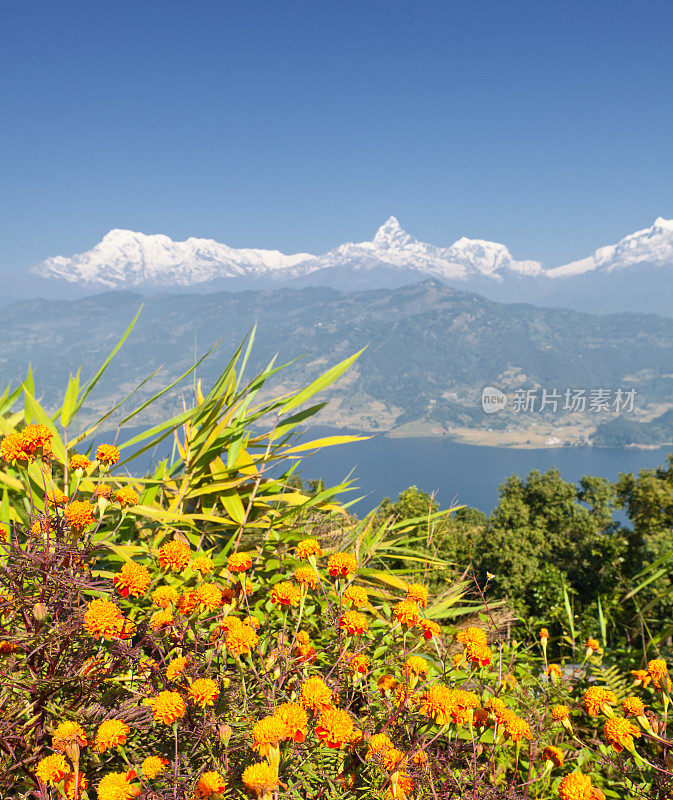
[[16, 215, 673, 315]]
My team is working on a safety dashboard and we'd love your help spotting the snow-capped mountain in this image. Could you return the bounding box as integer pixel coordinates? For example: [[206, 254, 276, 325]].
[[26, 214, 673, 315]]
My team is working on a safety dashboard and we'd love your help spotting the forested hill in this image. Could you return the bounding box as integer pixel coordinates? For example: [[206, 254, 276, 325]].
[[2, 280, 673, 440]]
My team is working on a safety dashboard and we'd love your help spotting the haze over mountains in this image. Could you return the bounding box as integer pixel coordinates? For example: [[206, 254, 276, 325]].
[[19, 215, 673, 315]]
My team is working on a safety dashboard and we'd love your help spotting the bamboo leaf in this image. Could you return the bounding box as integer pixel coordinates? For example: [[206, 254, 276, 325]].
[[281, 349, 364, 413]]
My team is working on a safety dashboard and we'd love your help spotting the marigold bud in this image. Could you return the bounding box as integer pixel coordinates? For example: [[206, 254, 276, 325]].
[[33, 602, 48, 622]]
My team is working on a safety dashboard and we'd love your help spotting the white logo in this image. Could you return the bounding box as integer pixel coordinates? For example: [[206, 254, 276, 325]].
[[481, 386, 507, 414]]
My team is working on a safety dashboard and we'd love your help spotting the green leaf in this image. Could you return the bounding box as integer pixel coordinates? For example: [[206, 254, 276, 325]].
[[281, 349, 364, 413], [60, 369, 81, 428]]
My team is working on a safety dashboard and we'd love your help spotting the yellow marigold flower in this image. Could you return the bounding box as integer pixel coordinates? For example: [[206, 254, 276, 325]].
[[276, 703, 308, 743], [70, 454, 91, 471], [294, 566, 318, 589], [315, 707, 355, 748], [166, 655, 189, 681], [95, 444, 120, 466], [93, 483, 112, 498], [545, 663, 563, 681], [622, 696, 647, 717], [343, 585, 368, 607], [242, 762, 279, 797], [648, 658, 671, 691], [244, 615, 261, 630], [270, 580, 301, 606], [405, 655, 429, 676], [349, 653, 370, 674], [466, 640, 492, 667], [115, 486, 138, 508], [366, 732, 394, 760], [296, 538, 322, 560], [604, 716, 641, 752], [47, 487, 68, 506], [539, 627, 550, 639], [196, 584, 223, 612], [188, 678, 220, 708], [149, 690, 187, 724], [152, 585, 179, 609], [36, 753, 70, 785], [53, 721, 87, 753], [64, 500, 94, 530], [192, 555, 214, 573], [420, 619, 441, 640], [227, 552, 253, 573], [63, 772, 88, 798], [97, 770, 140, 800], [141, 756, 168, 779], [301, 676, 333, 713], [500, 710, 532, 741], [194, 771, 227, 798], [83, 598, 123, 640], [95, 719, 130, 752], [584, 687, 617, 717], [327, 552, 357, 577], [631, 669, 651, 687], [543, 745, 564, 768], [252, 715, 287, 755], [339, 610, 368, 635], [455, 626, 487, 646], [158, 539, 191, 572], [393, 600, 419, 628], [150, 609, 174, 631], [113, 562, 150, 598], [377, 674, 398, 694], [558, 771, 600, 800], [405, 583, 428, 608], [225, 623, 258, 657]]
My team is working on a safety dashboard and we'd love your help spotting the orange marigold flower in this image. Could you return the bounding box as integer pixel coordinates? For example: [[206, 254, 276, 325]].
[[420, 685, 479, 726], [294, 566, 318, 589], [343, 585, 368, 607], [384, 747, 406, 771], [420, 619, 441, 640], [350, 653, 370, 674], [252, 715, 286, 755], [648, 658, 671, 691], [115, 487, 138, 507], [83, 598, 123, 640], [270, 581, 301, 606], [95, 719, 130, 752], [158, 539, 191, 571], [113, 562, 150, 598], [327, 551, 357, 577], [552, 704, 570, 721], [366, 732, 394, 760], [631, 669, 651, 688], [149, 690, 187, 724], [315, 707, 355, 748], [622, 696, 647, 717], [584, 687, 617, 717], [500, 710, 532, 741], [150, 609, 174, 631], [194, 771, 227, 798], [225, 623, 258, 657], [245, 615, 261, 630], [196, 584, 223, 612], [377, 674, 398, 694], [586, 638, 602, 653], [141, 756, 168, 779], [95, 444, 120, 466], [393, 600, 419, 628], [301, 676, 333, 713], [413, 749, 429, 766], [188, 678, 220, 708], [339, 610, 368, 635], [545, 663, 563, 681], [405, 655, 429, 676], [70, 454, 91, 471], [63, 772, 88, 799], [276, 703, 308, 743], [47, 487, 68, 506], [36, 753, 70, 785], [236, 577, 255, 597], [539, 627, 550, 639], [152, 585, 179, 609], [97, 770, 141, 800], [466, 641, 492, 667], [603, 716, 641, 752], [455, 626, 487, 646], [296, 538, 322, 560], [21, 425, 53, 457], [93, 483, 112, 499], [192, 555, 214, 573], [543, 745, 564, 769], [1, 431, 31, 462], [227, 552, 253, 573], [64, 501, 94, 530], [178, 590, 199, 616], [53, 721, 87, 754], [485, 697, 507, 721], [242, 762, 279, 797], [166, 655, 189, 681], [405, 583, 428, 608], [558, 772, 600, 800]]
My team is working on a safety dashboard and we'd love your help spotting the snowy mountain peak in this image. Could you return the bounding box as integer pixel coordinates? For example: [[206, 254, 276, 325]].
[[653, 216, 673, 231], [372, 216, 413, 249]]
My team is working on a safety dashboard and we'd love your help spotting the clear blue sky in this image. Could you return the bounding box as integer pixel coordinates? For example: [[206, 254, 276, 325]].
[[2, 0, 673, 273]]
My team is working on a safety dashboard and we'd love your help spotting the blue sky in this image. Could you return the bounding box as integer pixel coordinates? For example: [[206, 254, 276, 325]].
[[2, 0, 673, 273]]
